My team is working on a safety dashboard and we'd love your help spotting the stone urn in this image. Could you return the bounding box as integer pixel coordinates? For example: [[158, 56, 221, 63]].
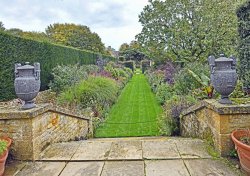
[[14, 62, 41, 109], [208, 54, 237, 104]]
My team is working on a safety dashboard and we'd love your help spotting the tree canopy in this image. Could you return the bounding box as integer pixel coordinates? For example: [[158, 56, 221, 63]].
[[119, 43, 130, 52], [136, 0, 245, 63], [3, 25, 51, 42], [45, 23, 105, 53], [119, 40, 148, 62]]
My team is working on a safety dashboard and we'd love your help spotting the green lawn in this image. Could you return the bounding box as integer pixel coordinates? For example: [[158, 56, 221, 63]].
[[94, 71, 163, 137]]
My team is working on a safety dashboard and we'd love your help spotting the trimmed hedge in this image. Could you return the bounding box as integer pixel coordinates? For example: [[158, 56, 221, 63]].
[[237, 1, 250, 89], [0, 32, 115, 101]]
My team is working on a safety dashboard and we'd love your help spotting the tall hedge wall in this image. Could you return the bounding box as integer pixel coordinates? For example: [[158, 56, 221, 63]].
[[237, 1, 250, 89], [0, 32, 115, 101]]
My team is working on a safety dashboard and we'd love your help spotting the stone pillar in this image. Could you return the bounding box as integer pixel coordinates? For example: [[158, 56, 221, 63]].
[[180, 99, 250, 156]]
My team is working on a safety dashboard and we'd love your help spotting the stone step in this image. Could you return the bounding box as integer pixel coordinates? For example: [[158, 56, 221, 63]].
[[5, 137, 241, 176], [38, 137, 212, 161], [6, 159, 238, 176]]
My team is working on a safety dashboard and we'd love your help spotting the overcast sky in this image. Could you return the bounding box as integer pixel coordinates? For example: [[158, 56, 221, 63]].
[[0, 0, 149, 50]]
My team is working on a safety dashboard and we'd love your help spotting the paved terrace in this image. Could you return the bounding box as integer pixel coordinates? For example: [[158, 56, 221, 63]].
[[5, 137, 239, 176]]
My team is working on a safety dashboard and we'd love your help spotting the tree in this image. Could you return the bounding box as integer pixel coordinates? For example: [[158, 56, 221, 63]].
[[119, 40, 148, 63], [137, 0, 245, 63], [105, 46, 118, 57], [5, 28, 51, 42], [121, 49, 147, 63], [46, 23, 105, 53], [0, 22, 5, 31], [21, 31, 51, 42], [129, 40, 140, 50], [119, 43, 129, 52], [6, 28, 23, 37]]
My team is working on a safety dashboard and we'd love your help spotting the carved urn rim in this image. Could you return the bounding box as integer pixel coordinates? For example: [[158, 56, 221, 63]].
[[214, 54, 233, 62]]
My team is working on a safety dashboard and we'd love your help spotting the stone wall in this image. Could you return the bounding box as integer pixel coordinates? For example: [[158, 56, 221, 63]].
[[180, 99, 250, 156], [0, 104, 92, 160]]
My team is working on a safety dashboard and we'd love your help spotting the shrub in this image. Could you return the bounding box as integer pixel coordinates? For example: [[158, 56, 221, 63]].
[[104, 62, 133, 86], [145, 69, 165, 92], [155, 83, 175, 105], [80, 65, 100, 75], [124, 67, 133, 78], [174, 62, 210, 95], [0, 32, 115, 101], [230, 79, 246, 98], [162, 95, 197, 135], [58, 76, 119, 111], [157, 61, 178, 85], [49, 64, 99, 93], [49, 64, 90, 93]]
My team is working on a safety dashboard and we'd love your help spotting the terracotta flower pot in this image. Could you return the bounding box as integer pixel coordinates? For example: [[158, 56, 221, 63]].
[[0, 150, 8, 176], [231, 129, 250, 174], [0, 137, 12, 176]]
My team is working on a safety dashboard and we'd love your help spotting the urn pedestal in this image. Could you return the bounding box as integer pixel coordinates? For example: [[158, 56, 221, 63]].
[[14, 62, 41, 109], [208, 54, 237, 104]]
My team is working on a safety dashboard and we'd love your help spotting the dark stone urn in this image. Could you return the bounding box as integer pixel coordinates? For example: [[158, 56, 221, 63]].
[[14, 62, 41, 109], [208, 54, 237, 104]]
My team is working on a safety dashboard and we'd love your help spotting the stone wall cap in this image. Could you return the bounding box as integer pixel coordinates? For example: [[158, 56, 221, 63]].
[[0, 104, 50, 119], [203, 99, 250, 114], [0, 104, 90, 120], [181, 99, 250, 116], [181, 101, 205, 116]]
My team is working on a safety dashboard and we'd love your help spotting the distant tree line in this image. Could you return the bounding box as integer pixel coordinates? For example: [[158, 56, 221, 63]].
[[0, 22, 111, 55]]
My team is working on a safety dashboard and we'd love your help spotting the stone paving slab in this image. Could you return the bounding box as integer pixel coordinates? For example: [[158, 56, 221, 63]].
[[15, 162, 66, 176], [175, 139, 212, 159], [39, 141, 81, 160], [90, 136, 168, 142], [101, 161, 144, 176], [60, 162, 104, 176], [71, 141, 112, 160], [184, 159, 238, 176], [145, 160, 190, 176], [20, 137, 242, 176], [142, 140, 180, 159], [108, 141, 142, 160], [4, 161, 27, 176]]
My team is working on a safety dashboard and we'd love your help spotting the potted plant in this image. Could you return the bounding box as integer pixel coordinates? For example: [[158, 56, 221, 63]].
[[1, 137, 12, 151], [231, 129, 250, 174], [0, 140, 8, 176]]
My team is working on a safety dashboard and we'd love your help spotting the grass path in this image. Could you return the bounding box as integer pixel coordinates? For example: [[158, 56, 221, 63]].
[[95, 71, 162, 137]]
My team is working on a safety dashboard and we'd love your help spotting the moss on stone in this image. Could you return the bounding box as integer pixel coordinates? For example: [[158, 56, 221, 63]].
[[231, 97, 250, 105]]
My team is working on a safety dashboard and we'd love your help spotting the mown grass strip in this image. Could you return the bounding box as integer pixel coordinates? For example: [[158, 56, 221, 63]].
[[95, 71, 162, 137]]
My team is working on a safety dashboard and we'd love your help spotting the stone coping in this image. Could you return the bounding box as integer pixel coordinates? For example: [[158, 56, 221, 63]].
[[0, 103, 90, 120], [181, 99, 250, 116]]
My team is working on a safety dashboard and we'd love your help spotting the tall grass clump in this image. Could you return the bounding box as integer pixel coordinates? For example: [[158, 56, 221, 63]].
[[57, 76, 119, 116]]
